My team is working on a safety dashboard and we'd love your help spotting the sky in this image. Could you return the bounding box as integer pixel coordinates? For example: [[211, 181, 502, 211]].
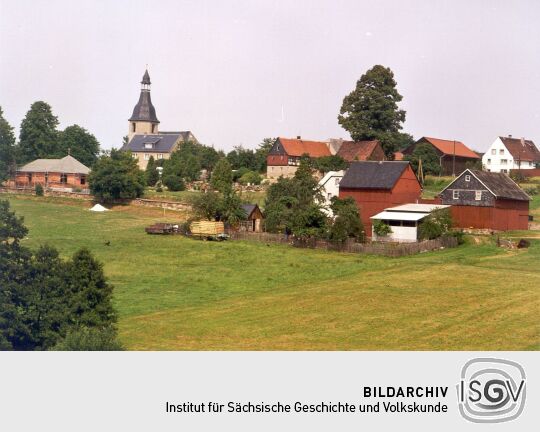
[[1, 0, 539, 153]]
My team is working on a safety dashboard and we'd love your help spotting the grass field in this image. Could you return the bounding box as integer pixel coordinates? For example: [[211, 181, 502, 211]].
[[5, 194, 540, 351]]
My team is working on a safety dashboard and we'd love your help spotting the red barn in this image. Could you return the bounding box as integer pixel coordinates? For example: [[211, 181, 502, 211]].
[[439, 169, 530, 231], [336, 140, 386, 162], [339, 161, 422, 234]]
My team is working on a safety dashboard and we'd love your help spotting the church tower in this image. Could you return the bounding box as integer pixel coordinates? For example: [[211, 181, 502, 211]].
[[128, 69, 160, 141]]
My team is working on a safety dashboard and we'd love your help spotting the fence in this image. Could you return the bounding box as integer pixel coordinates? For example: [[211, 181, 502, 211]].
[[227, 231, 458, 257]]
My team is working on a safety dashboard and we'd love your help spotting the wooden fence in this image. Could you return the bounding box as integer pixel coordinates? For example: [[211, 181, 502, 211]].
[[227, 231, 458, 257]]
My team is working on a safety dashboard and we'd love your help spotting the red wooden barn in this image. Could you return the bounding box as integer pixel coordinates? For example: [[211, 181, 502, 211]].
[[339, 161, 422, 234], [439, 169, 530, 231]]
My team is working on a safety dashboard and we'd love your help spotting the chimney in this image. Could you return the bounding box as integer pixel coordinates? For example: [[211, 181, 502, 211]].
[[508, 134, 512, 138], [296, 135, 301, 140], [521, 137, 525, 146]]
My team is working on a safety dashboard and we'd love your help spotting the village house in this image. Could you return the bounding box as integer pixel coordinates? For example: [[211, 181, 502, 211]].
[[439, 169, 530, 231], [482, 135, 540, 173], [336, 140, 386, 162], [318, 170, 345, 215], [402, 136, 480, 175], [122, 69, 198, 169], [339, 161, 422, 234], [14, 155, 90, 190], [240, 204, 264, 232], [266, 137, 332, 179], [371, 203, 450, 242]]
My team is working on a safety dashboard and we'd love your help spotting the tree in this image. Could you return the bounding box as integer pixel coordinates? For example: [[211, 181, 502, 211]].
[[312, 155, 348, 173], [210, 158, 233, 193], [145, 156, 159, 186], [190, 191, 223, 221], [0, 106, 16, 182], [418, 208, 452, 240], [0, 201, 120, 351], [404, 143, 441, 176], [163, 174, 185, 191], [18, 101, 59, 163], [238, 170, 262, 185], [163, 142, 202, 182], [88, 149, 145, 202], [338, 65, 406, 158], [254, 138, 275, 172], [328, 197, 365, 243], [58, 125, 100, 167]]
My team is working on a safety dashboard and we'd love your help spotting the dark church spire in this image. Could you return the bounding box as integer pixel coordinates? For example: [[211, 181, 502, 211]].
[[129, 69, 159, 123]]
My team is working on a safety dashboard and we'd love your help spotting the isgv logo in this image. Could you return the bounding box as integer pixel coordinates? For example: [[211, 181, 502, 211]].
[[457, 358, 526, 423]]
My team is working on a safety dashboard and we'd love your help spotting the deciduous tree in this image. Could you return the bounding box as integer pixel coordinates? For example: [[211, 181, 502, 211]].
[[58, 125, 100, 167]]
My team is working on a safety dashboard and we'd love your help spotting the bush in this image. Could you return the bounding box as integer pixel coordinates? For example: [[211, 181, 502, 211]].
[[373, 220, 392, 237], [238, 170, 262, 185], [232, 167, 250, 182], [418, 208, 452, 240], [163, 174, 185, 191], [52, 327, 123, 351], [445, 230, 465, 245], [35, 183, 44, 196], [155, 185, 163, 192], [523, 186, 538, 196]]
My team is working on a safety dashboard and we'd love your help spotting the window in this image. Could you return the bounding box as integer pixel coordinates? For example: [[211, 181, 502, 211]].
[[144, 143, 153, 149], [157, 153, 163, 159], [327, 192, 332, 200], [334, 177, 340, 186], [44, 173, 48, 183], [80, 175, 86, 186], [402, 221, 416, 227], [132, 123, 136, 133], [132, 153, 138, 159], [499, 149, 504, 155], [502, 169, 508, 173], [27, 173, 33, 183], [453, 190, 459, 199], [465, 175, 471, 182], [151, 124, 156, 133], [491, 149, 496, 155], [487, 159, 491, 164], [60, 174, 67, 184], [144, 154, 150, 160], [501, 159, 507, 165], [475, 190, 482, 200]]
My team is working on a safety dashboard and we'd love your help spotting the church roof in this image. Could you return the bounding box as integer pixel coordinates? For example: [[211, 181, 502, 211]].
[[141, 69, 151, 85], [129, 90, 159, 123], [124, 132, 193, 153]]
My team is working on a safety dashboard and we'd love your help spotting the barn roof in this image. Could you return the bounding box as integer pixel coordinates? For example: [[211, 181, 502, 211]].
[[421, 137, 480, 159], [441, 169, 531, 201], [241, 204, 260, 218], [277, 137, 331, 157], [339, 161, 411, 189], [124, 133, 188, 153], [499, 136, 540, 162], [336, 140, 380, 161], [17, 155, 90, 174]]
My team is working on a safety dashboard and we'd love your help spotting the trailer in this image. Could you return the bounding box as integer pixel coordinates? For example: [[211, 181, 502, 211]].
[[190, 221, 228, 241], [145, 223, 180, 235]]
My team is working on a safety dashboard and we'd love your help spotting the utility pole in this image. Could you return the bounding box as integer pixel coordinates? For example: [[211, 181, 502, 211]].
[[452, 140, 456, 177]]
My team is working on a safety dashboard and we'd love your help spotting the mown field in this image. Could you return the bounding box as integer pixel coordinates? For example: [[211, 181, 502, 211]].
[[5, 194, 540, 351]]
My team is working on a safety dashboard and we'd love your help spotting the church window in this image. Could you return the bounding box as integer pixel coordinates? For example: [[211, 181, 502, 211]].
[[132, 123, 136, 133]]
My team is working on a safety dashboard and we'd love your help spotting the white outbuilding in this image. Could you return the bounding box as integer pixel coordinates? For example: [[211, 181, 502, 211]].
[[370, 204, 450, 243]]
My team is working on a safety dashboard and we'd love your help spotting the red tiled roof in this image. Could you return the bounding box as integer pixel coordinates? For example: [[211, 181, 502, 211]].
[[337, 140, 380, 161], [394, 151, 404, 161], [500, 137, 540, 162], [278, 137, 332, 157], [422, 137, 480, 159]]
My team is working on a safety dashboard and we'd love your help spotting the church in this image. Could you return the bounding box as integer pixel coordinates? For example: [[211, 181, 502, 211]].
[[123, 69, 198, 169]]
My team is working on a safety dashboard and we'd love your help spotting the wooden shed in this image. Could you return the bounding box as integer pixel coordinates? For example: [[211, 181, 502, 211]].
[[240, 204, 264, 232], [339, 161, 422, 234], [439, 169, 530, 231]]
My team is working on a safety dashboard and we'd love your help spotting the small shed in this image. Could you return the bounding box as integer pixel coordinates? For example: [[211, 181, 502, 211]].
[[240, 204, 264, 232], [371, 204, 450, 242]]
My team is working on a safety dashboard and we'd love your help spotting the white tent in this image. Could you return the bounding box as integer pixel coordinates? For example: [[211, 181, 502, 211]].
[[89, 204, 108, 212]]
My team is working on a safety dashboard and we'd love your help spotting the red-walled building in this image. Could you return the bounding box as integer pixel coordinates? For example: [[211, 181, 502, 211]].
[[339, 161, 422, 234], [439, 169, 530, 231], [14, 155, 90, 190]]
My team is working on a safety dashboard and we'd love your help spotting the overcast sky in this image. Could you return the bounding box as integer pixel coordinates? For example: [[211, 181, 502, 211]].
[[1, 0, 539, 153]]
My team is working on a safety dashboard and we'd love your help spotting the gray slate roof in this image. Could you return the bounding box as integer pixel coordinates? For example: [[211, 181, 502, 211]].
[[124, 133, 188, 153], [469, 170, 530, 201], [241, 204, 257, 217], [17, 155, 90, 174], [339, 161, 411, 189], [129, 90, 159, 123]]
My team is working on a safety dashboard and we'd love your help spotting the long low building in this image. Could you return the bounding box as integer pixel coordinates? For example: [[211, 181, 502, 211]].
[[371, 204, 450, 242], [14, 155, 90, 190]]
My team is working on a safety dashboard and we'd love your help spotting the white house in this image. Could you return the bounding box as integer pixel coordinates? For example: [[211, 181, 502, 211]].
[[482, 136, 540, 173], [370, 204, 450, 243], [318, 170, 345, 215]]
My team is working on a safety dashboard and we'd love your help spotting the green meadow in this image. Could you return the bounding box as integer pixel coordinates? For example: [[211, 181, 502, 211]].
[[5, 194, 540, 350]]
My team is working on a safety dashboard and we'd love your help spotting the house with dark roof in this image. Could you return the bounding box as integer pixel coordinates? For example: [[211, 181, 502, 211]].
[[14, 155, 90, 190], [402, 137, 480, 175], [482, 135, 540, 173], [439, 169, 530, 230], [123, 69, 198, 169], [339, 161, 422, 234], [336, 140, 386, 162], [266, 137, 332, 179]]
